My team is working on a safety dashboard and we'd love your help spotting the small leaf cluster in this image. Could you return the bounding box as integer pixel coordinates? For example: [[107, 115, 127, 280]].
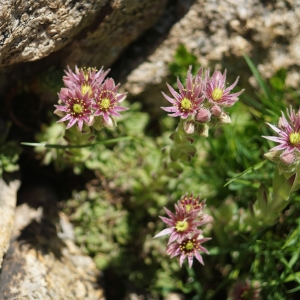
[[0, 122, 21, 177]]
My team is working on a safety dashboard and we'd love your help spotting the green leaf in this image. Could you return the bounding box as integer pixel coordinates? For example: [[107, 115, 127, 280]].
[[244, 54, 273, 101], [21, 136, 133, 149], [224, 160, 267, 187]]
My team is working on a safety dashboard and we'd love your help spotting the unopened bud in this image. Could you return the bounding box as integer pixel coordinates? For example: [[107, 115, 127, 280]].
[[196, 108, 211, 123], [280, 152, 295, 165], [183, 121, 196, 134], [197, 123, 209, 137], [210, 105, 222, 117], [219, 112, 232, 124], [264, 150, 280, 163], [102, 116, 115, 128]]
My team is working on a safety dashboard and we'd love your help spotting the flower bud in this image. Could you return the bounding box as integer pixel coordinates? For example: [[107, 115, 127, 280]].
[[195, 108, 211, 123], [264, 150, 280, 163], [280, 152, 295, 165], [218, 112, 232, 124], [197, 123, 209, 137], [210, 105, 222, 117], [102, 116, 116, 128], [183, 121, 196, 134]]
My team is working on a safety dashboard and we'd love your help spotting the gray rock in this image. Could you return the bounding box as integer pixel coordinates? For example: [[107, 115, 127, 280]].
[[0, 202, 105, 300], [123, 0, 300, 96], [0, 0, 169, 67]]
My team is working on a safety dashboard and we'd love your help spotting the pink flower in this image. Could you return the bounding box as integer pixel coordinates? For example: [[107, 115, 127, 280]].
[[154, 201, 206, 244], [166, 233, 211, 268], [180, 194, 213, 224], [54, 89, 92, 131], [205, 69, 244, 107], [180, 193, 206, 213], [92, 78, 128, 124], [161, 66, 205, 119], [263, 106, 300, 159], [63, 66, 110, 99]]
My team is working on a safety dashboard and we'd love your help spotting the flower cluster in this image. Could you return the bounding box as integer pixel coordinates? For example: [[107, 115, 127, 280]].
[[154, 194, 212, 268], [161, 66, 244, 136], [54, 66, 128, 131], [263, 106, 300, 173]]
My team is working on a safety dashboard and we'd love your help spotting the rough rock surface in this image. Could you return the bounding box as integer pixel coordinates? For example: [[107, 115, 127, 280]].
[[0, 176, 20, 269], [0, 200, 105, 300], [0, 0, 169, 67], [123, 0, 300, 97]]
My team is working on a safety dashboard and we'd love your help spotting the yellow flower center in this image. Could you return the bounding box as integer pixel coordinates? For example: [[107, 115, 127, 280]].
[[185, 240, 194, 251], [181, 98, 192, 111], [82, 68, 90, 82], [289, 132, 300, 145], [185, 204, 192, 213], [100, 98, 111, 110], [73, 103, 83, 114], [81, 83, 92, 97], [212, 88, 223, 101], [175, 220, 188, 232]]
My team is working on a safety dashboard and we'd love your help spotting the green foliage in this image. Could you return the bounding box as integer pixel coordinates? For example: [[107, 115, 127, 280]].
[[0, 141, 21, 176], [64, 189, 129, 270], [249, 205, 300, 299], [169, 44, 200, 84], [0, 122, 21, 176]]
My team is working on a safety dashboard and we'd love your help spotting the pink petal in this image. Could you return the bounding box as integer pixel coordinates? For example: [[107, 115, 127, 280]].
[[194, 251, 204, 265], [153, 228, 173, 238], [161, 92, 176, 104], [66, 117, 77, 129]]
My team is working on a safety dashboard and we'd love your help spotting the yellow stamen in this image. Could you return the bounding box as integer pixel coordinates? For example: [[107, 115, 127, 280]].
[[81, 83, 92, 97], [185, 204, 192, 213], [185, 240, 194, 251], [212, 88, 223, 101], [289, 132, 300, 145], [181, 98, 192, 111], [73, 103, 83, 114], [82, 67, 90, 82], [100, 98, 111, 110], [175, 220, 188, 232]]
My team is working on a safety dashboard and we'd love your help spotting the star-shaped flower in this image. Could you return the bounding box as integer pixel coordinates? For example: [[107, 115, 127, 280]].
[[161, 66, 205, 119], [263, 106, 300, 161], [63, 65, 110, 100], [205, 69, 244, 108], [92, 78, 128, 124], [166, 233, 211, 268], [54, 89, 92, 131], [154, 201, 206, 244]]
